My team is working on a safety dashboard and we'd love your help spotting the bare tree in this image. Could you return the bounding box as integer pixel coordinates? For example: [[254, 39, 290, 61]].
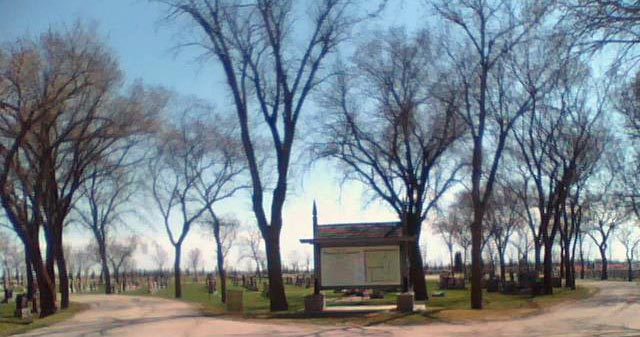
[[149, 103, 244, 298], [486, 185, 524, 283], [431, 0, 554, 308], [0, 26, 154, 315], [162, 0, 370, 311], [614, 74, 640, 222], [187, 248, 202, 281], [203, 213, 239, 303], [0, 233, 23, 285], [616, 224, 640, 282], [74, 85, 163, 295], [512, 59, 609, 293], [513, 227, 533, 266], [562, 0, 640, 63], [107, 236, 139, 286], [585, 158, 630, 280], [315, 28, 465, 300], [287, 250, 301, 273], [151, 241, 169, 274], [303, 251, 312, 274], [434, 215, 458, 275], [65, 244, 98, 284], [240, 229, 266, 278]]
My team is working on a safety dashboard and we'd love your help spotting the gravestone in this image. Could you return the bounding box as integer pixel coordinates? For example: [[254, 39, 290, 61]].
[[14, 294, 31, 319], [208, 275, 216, 294], [3, 288, 13, 303], [439, 271, 465, 290], [486, 278, 500, 293], [304, 294, 325, 313], [226, 290, 243, 313], [396, 292, 414, 313], [501, 281, 519, 295]]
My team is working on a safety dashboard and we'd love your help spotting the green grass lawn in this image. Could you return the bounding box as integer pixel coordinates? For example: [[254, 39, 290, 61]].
[[120, 278, 594, 325], [0, 302, 88, 337]]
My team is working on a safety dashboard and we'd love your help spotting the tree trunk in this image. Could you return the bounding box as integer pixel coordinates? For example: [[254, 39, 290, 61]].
[[600, 247, 608, 280], [559, 239, 565, 280], [405, 215, 427, 301], [463, 247, 468, 280], [99, 242, 112, 295], [30, 241, 56, 317], [265, 234, 287, 311], [25, 248, 34, 299], [213, 222, 227, 303], [449, 247, 454, 277], [562, 204, 574, 289], [409, 240, 428, 301], [543, 240, 553, 295], [534, 242, 542, 272], [628, 259, 633, 282], [51, 226, 69, 309], [56, 249, 70, 309], [471, 211, 484, 309], [564, 237, 573, 289], [579, 240, 585, 279], [499, 248, 506, 283], [569, 224, 579, 289], [174, 244, 182, 298]]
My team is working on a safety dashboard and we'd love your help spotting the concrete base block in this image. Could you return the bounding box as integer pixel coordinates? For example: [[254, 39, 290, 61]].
[[226, 289, 244, 313], [304, 294, 325, 313], [16, 308, 32, 319], [396, 292, 414, 313]]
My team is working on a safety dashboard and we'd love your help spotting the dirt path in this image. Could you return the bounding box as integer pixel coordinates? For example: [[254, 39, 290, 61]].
[[17, 281, 640, 337]]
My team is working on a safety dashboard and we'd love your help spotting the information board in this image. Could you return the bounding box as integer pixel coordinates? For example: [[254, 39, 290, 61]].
[[320, 245, 401, 287]]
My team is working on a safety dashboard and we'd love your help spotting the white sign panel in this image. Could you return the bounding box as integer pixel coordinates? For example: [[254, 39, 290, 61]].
[[320, 246, 401, 287]]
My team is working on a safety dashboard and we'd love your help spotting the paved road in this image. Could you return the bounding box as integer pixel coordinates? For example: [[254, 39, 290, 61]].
[[18, 281, 640, 337]]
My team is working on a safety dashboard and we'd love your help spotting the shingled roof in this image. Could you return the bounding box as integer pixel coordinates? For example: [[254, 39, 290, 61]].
[[316, 222, 403, 239]]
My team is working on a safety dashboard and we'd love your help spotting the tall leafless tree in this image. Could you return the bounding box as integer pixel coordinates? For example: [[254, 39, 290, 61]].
[[74, 84, 163, 295], [240, 228, 266, 278], [431, 0, 554, 308], [616, 224, 640, 282], [162, 0, 372, 311], [585, 156, 630, 280], [187, 247, 202, 281], [203, 213, 239, 303], [614, 74, 640, 222], [434, 215, 457, 275], [151, 241, 169, 274], [486, 184, 524, 283], [315, 28, 465, 300], [149, 102, 244, 298], [0, 26, 155, 315], [108, 236, 139, 286]]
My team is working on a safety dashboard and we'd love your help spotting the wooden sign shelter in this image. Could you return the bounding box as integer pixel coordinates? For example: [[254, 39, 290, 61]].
[[300, 202, 415, 294]]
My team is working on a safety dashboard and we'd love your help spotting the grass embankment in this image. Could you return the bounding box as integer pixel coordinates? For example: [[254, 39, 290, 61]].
[[0, 302, 88, 336], [122, 278, 594, 326]]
